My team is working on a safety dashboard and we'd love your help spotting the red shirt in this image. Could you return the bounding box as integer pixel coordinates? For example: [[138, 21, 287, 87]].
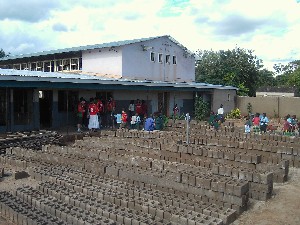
[[89, 103, 99, 115], [252, 117, 260, 126], [77, 102, 85, 116], [106, 99, 116, 112], [136, 103, 142, 114], [121, 112, 128, 122], [97, 100, 104, 113]]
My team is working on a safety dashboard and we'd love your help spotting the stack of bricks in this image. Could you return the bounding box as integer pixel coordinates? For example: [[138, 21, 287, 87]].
[[0, 123, 295, 225]]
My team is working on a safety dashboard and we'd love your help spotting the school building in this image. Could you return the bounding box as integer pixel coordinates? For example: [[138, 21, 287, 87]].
[[0, 35, 237, 132]]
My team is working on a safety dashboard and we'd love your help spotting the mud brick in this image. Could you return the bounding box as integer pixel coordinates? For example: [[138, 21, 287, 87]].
[[193, 147, 202, 156], [211, 179, 219, 192], [210, 164, 218, 174], [218, 179, 226, 193], [224, 166, 232, 177], [188, 175, 196, 186], [259, 172, 273, 184], [231, 167, 239, 179], [224, 194, 246, 207], [218, 165, 226, 176], [207, 149, 214, 158], [225, 181, 234, 195], [224, 151, 235, 161], [233, 181, 249, 197], [181, 173, 189, 184], [196, 176, 211, 189]]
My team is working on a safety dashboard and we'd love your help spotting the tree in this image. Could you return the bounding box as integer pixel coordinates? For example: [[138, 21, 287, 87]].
[[257, 69, 277, 87], [195, 47, 263, 96], [194, 96, 210, 121], [0, 48, 5, 58]]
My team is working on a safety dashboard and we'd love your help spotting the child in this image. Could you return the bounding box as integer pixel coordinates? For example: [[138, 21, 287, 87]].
[[130, 114, 137, 129], [120, 109, 128, 129], [244, 116, 252, 133]]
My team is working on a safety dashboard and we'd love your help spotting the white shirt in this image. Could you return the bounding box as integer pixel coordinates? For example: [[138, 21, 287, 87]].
[[217, 107, 224, 115]]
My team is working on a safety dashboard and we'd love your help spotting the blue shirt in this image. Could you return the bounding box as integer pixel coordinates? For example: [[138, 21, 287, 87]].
[[260, 116, 269, 126], [144, 117, 154, 131], [115, 114, 121, 124]]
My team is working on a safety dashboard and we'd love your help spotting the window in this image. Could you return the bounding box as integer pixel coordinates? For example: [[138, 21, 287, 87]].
[[150, 52, 155, 62], [58, 91, 78, 112], [166, 55, 170, 64], [13, 89, 33, 125], [173, 56, 177, 65], [227, 94, 231, 101], [158, 53, 163, 63]]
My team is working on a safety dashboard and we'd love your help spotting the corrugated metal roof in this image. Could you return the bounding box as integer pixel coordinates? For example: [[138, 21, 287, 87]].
[[0, 69, 238, 90], [0, 35, 186, 61]]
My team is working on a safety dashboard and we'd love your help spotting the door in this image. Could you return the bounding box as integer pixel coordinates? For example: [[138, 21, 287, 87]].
[[39, 90, 53, 128], [158, 92, 170, 116]]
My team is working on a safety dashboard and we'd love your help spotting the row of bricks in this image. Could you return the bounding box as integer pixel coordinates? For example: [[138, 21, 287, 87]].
[[30, 164, 246, 215], [40, 180, 227, 225], [19, 184, 223, 225], [16, 186, 151, 225], [0, 191, 68, 225], [38, 167, 237, 225]]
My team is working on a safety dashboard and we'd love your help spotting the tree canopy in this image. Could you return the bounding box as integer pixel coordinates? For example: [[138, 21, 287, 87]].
[[0, 48, 5, 58], [195, 47, 267, 96]]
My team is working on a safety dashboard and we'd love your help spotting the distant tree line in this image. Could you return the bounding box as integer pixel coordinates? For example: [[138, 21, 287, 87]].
[[195, 47, 300, 96]]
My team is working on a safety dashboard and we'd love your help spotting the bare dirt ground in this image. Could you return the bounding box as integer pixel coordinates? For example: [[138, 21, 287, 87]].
[[233, 167, 300, 225]]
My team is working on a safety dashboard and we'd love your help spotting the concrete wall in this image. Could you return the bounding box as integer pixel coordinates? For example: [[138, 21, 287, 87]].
[[237, 96, 300, 118], [122, 36, 195, 82], [211, 89, 237, 114], [82, 47, 122, 75]]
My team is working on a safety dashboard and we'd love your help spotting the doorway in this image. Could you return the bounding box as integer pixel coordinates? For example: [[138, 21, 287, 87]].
[[158, 92, 170, 116], [39, 90, 53, 128]]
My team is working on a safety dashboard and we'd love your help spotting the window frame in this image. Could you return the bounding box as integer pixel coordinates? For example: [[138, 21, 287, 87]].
[[150, 51, 155, 62], [158, 53, 163, 63]]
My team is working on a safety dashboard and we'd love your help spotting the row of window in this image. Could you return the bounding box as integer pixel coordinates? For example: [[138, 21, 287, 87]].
[[150, 52, 177, 64], [0, 58, 82, 72]]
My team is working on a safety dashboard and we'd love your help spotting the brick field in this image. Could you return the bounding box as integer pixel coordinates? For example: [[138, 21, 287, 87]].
[[0, 120, 299, 225]]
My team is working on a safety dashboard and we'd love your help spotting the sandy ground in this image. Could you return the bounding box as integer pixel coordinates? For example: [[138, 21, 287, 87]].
[[233, 167, 300, 225]]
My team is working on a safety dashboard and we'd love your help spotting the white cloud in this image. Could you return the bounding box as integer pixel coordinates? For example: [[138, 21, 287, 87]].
[[0, 0, 299, 72]]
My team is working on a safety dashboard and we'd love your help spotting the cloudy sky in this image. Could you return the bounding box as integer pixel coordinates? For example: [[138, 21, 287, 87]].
[[0, 0, 299, 71]]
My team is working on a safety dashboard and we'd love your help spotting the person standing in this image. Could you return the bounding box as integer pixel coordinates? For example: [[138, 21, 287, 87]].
[[96, 97, 104, 129], [135, 99, 143, 118], [260, 113, 269, 133], [252, 113, 260, 133], [88, 98, 99, 131], [173, 104, 179, 119], [217, 104, 224, 123], [106, 96, 116, 128], [120, 109, 128, 129], [77, 97, 86, 132], [128, 100, 135, 127]]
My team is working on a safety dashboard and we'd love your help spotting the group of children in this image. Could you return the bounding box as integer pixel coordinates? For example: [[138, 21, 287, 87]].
[[244, 112, 269, 134], [77, 97, 164, 132], [282, 114, 299, 135], [77, 96, 116, 132], [244, 112, 300, 135]]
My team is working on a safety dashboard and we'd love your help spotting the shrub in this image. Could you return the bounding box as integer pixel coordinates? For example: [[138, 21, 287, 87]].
[[226, 108, 241, 119]]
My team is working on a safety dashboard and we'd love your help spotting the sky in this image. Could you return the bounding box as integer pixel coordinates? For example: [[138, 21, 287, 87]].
[[0, 0, 300, 71]]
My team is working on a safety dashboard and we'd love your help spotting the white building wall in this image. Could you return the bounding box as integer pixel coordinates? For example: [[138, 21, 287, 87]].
[[82, 47, 123, 75], [121, 36, 195, 82]]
